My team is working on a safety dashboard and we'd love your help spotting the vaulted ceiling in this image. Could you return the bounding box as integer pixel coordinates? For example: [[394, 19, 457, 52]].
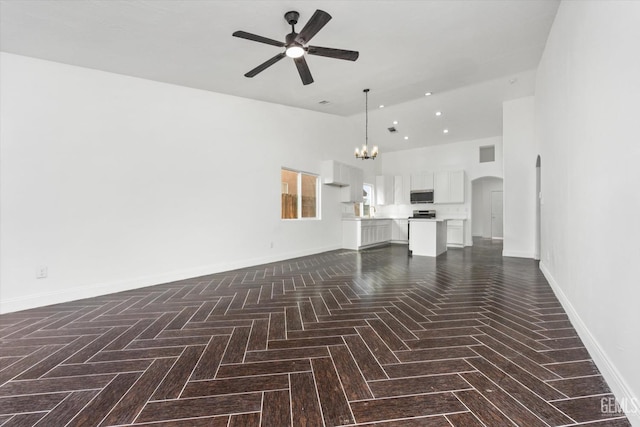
[[0, 0, 559, 152]]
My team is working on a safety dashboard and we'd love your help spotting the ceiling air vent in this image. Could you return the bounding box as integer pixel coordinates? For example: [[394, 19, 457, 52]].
[[387, 127, 398, 133]]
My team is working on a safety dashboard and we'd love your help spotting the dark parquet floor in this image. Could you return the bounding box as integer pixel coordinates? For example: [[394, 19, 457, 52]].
[[0, 239, 631, 426]]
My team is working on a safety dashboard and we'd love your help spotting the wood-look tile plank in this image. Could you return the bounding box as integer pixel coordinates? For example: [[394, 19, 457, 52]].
[[217, 359, 311, 379], [229, 412, 260, 427], [244, 346, 329, 362], [152, 345, 205, 400], [44, 359, 152, 378], [552, 394, 627, 423], [460, 370, 550, 427], [66, 372, 140, 427], [446, 411, 487, 427], [454, 389, 516, 426], [261, 389, 291, 426], [290, 371, 323, 427], [181, 374, 288, 398], [136, 393, 262, 423], [191, 335, 230, 380], [342, 335, 386, 381], [0, 373, 114, 396], [328, 345, 372, 401], [221, 327, 251, 364], [33, 390, 98, 427], [311, 357, 354, 426], [548, 375, 611, 398], [356, 326, 398, 365], [0, 392, 68, 415], [384, 359, 474, 379], [99, 357, 176, 426], [369, 374, 470, 398], [350, 392, 465, 423]]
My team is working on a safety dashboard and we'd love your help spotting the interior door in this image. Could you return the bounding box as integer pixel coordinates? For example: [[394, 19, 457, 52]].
[[491, 191, 504, 239]]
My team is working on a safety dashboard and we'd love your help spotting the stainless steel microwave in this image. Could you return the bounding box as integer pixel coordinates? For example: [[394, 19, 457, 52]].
[[410, 190, 434, 204]]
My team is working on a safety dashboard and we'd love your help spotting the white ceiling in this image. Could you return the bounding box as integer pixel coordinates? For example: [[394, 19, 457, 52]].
[[0, 0, 559, 152]]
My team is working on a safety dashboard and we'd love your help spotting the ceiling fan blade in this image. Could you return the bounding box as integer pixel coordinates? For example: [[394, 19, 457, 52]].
[[307, 46, 359, 61], [233, 30, 285, 47], [244, 53, 286, 78], [294, 56, 314, 85], [295, 10, 331, 45]]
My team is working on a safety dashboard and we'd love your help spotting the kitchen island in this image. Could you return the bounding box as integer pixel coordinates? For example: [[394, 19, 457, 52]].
[[409, 218, 448, 257]]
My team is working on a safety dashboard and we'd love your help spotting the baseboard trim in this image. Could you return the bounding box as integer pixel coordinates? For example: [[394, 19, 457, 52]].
[[502, 250, 535, 258], [539, 262, 639, 426], [0, 245, 342, 314]]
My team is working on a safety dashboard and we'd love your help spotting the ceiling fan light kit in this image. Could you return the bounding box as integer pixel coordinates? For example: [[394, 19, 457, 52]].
[[355, 89, 379, 160], [232, 9, 359, 85]]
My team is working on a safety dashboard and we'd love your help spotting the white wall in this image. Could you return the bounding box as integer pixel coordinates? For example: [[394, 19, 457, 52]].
[[375, 136, 503, 245], [536, 2, 640, 423], [0, 53, 373, 313], [503, 96, 536, 258]]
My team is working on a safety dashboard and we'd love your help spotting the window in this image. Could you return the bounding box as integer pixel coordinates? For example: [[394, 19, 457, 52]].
[[362, 183, 374, 217], [281, 168, 319, 219]]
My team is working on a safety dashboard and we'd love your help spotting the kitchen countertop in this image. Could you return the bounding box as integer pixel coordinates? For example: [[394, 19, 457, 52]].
[[408, 218, 448, 222], [342, 217, 398, 221]]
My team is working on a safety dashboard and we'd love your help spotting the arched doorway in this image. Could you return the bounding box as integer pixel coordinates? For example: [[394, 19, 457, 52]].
[[471, 176, 504, 241], [535, 156, 541, 260]]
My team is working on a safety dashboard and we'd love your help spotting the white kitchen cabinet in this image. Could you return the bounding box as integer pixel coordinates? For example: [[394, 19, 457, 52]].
[[391, 219, 409, 243], [394, 175, 411, 205], [321, 160, 350, 186], [446, 219, 465, 247], [434, 170, 465, 204], [410, 172, 434, 191], [342, 219, 392, 250], [375, 175, 395, 205]]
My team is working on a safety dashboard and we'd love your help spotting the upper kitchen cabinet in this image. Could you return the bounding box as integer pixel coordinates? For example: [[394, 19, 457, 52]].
[[394, 174, 411, 205], [321, 160, 363, 203], [321, 160, 350, 186], [343, 167, 364, 203], [434, 170, 465, 203], [410, 172, 434, 191], [375, 175, 394, 205]]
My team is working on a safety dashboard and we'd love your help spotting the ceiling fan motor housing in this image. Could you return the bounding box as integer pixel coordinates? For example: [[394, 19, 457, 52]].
[[284, 11, 299, 26]]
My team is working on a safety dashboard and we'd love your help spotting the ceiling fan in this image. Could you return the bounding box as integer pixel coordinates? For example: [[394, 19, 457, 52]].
[[232, 10, 359, 85]]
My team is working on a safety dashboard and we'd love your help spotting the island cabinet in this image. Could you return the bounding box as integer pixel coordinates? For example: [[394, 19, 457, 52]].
[[342, 219, 392, 250], [434, 170, 465, 204], [408, 219, 448, 257]]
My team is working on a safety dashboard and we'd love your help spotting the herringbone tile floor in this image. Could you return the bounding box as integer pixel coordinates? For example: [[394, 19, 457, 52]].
[[0, 239, 631, 426]]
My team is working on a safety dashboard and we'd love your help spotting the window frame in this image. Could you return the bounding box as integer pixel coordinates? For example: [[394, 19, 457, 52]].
[[281, 167, 321, 221]]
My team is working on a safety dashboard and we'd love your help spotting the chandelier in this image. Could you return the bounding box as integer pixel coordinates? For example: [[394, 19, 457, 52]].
[[355, 88, 379, 160]]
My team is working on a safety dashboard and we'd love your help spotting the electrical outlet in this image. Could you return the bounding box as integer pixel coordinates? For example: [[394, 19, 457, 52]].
[[36, 266, 48, 279]]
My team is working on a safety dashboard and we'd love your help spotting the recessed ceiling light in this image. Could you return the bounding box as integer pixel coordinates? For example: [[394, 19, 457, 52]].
[[425, 92, 432, 96], [393, 120, 398, 125], [404, 136, 409, 140], [443, 129, 449, 134], [379, 105, 384, 109], [435, 111, 442, 116]]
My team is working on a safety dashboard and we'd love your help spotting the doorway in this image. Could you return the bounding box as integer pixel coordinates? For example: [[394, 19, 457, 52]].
[[471, 176, 504, 240], [491, 191, 504, 239]]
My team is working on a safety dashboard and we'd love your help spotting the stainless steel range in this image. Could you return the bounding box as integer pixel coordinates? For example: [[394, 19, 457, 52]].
[[411, 210, 436, 219]]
